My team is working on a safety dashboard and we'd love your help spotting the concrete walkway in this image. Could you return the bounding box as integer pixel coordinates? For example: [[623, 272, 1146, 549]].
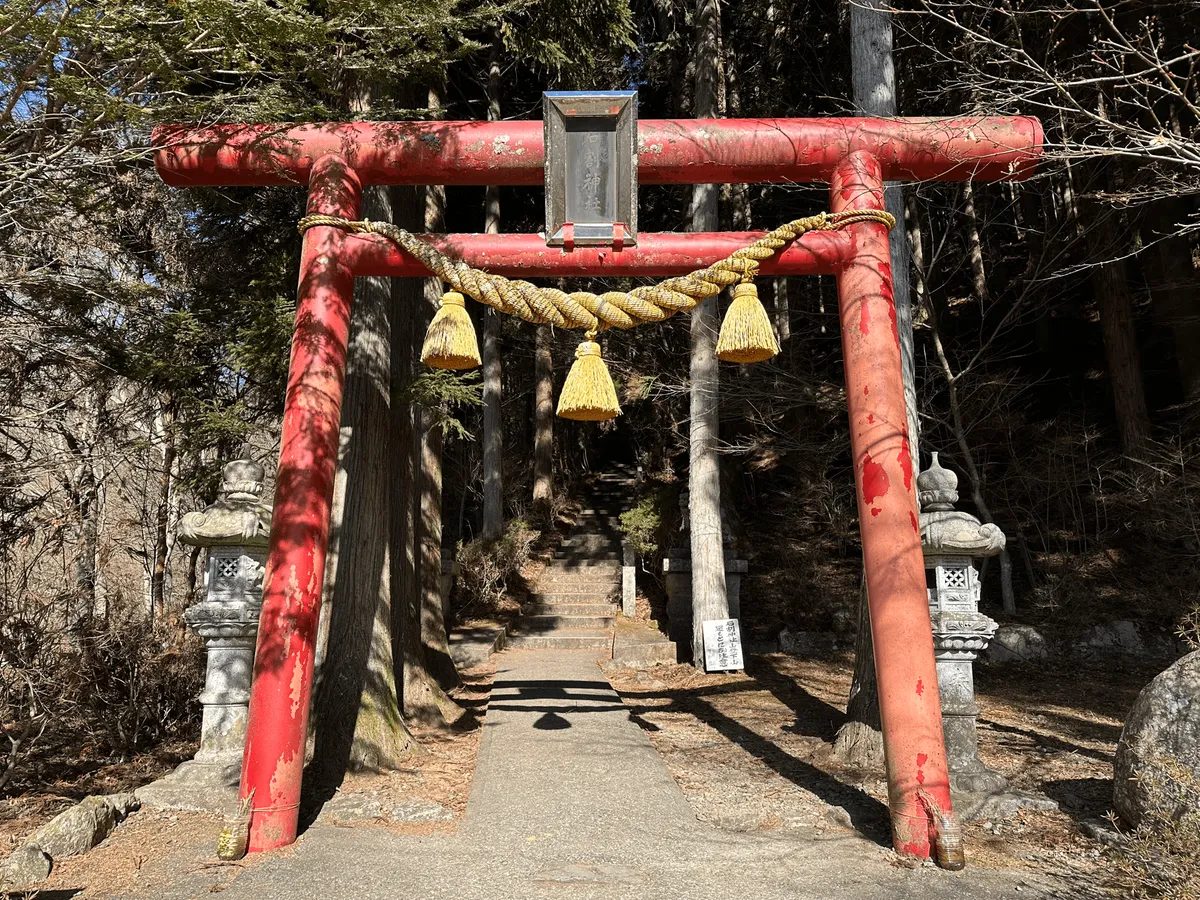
[[175, 650, 1055, 900]]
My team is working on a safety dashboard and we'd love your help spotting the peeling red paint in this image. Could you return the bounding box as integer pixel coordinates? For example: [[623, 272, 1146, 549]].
[[917, 769, 926, 784], [867, 413, 875, 424], [910, 510, 920, 534], [864, 385, 869, 395], [899, 433, 914, 491], [871, 507, 882, 517], [862, 453, 891, 505], [915, 679, 924, 696], [917, 753, 928, 766]]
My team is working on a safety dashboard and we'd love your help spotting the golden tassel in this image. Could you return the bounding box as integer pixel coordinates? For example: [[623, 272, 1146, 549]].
[[421, 291, 481, 370], [716, 282, 780, 364], [556, 334, 621, 422]]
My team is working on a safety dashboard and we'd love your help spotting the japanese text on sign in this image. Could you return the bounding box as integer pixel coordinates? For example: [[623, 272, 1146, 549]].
[[702, 618, 744, 672]]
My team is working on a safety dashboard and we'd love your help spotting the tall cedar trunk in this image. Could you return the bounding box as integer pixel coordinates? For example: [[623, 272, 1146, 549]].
[[393, 85, 464, 728], [1089, 197, 1152, 457], [773, 277, 790, 342], [955, 180, 1018, 615], [75, 449, 100, 628], [417, 137, 460, 694], [833, 0, 916, 766], [1145, 197, 1200, 401], [149, 400, 175, 621], [310, 85, 415, 787], [481, 30, 504, 540], [532, 325, 554, 511], [688, 0, 730, 669]]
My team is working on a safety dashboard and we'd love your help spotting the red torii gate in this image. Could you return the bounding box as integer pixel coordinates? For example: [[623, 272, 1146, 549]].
[[154, 115, 1042, 859]]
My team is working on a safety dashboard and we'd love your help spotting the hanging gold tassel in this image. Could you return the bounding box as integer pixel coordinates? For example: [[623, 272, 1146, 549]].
[[556, 334, 621, 422], [716, 282, 780, 364], [421, 291, 481, 370]]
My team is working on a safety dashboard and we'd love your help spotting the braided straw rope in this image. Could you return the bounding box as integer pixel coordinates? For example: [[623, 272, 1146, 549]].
[[297, 210, 895, 333]]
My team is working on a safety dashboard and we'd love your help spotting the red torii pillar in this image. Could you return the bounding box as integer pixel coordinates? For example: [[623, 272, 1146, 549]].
[[154, 115, 1042, 858]]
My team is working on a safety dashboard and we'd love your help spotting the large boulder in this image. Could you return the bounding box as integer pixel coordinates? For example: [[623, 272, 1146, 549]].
[[27, 793, 139, 859], [1113, 651, 1200, 827]]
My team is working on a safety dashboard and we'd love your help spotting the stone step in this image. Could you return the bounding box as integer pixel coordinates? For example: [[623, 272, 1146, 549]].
[[609, 620, 678, 667], [533, 591, 617, 604], [519, 614, 616, 630], [507, 629, 614, 651], [533, 596, 617, 609], [538, 568, 621, 582], [524, 601, 617, 616], [553, 551, 620, 561], [558, 534, 622, 546], [544, 561, 619, 573], [534, 581, 618, 594]]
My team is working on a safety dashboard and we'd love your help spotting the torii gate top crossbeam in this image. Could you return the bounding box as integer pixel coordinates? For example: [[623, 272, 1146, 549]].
[[153, 116, 1042, 187]]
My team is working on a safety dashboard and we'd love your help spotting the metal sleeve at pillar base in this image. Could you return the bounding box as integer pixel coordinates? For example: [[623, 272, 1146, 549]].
[[831, 150, 954, 860], [238, 154, 362, 853]]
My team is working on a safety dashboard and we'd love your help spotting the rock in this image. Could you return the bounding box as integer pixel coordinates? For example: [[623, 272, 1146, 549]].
[[316, 793, 385, 824], [1079, 620, 1145, 656], [1114, 650, 1200, 827], [27, 793, 139, 859], [1, 845, 52, 889], [778, 629, 837, 655], [954, 788, 1058, 822], [136, 760, 240, 812], [388, 799, 453, 823], [985, 624, 1048, 663], [1079, 818, 1127, 848], [820, 805, 854, 829]]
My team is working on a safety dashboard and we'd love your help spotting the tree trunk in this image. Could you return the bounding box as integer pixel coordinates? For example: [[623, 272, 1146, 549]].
[[1144, 197, 1200, 401], [688, 0, 730, 670], [419, 409, 459, 692], [417, 131, 460, 695], [149, 399, 175, 621], [833, 0, 916, 767], [956, 180, 1017, 614], [310, 86, 415, 786], [532, 325, 554, 512], [1090, 203, 1152, 457], [392, 85, 465, 729], [773, 277, 790, 342], [835, 579, 884, 769], [481, 30, 504, 540]]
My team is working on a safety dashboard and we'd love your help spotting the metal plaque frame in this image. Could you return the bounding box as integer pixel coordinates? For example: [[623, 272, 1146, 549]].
[[543, 91, 638, 247]]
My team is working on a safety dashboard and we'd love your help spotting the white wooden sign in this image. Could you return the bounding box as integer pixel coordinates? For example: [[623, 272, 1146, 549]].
[[702, 618, 744, 672]]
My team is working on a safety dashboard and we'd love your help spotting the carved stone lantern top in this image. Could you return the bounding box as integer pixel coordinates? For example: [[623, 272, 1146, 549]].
[[918, 453, 1005, 559], [178, 459, 273, 549], [917, 451, 959, 510]]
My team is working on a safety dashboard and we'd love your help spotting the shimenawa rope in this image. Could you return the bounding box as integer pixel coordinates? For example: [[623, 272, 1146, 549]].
[[297, 209, 895, 420]]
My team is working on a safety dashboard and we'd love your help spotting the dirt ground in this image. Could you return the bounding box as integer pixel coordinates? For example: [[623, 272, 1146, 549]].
[[602, 650, 1154, 888], [1, 664, 494, 898], [1, 647, 1159, 897]]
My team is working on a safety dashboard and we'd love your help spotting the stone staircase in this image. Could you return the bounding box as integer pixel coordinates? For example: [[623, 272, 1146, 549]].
[[508, 471, 634, 651]]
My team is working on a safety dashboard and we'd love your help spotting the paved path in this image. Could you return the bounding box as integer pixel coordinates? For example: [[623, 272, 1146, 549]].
[[173, 650, 1055, 900]]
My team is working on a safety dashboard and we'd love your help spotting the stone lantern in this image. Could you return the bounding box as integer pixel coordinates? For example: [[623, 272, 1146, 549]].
[[138, 459, 272, 810], [918, 453, 1007, 794]]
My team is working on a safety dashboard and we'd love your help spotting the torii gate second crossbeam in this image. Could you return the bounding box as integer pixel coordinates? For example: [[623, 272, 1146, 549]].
[[153, 114, 1042, 860]]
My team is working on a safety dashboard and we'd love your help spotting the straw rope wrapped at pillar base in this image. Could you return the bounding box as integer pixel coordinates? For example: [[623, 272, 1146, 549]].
[[298, 209, 895, 421]]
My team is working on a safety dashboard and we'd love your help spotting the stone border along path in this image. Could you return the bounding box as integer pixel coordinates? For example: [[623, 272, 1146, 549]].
[[168, 649, 1053, 900]]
